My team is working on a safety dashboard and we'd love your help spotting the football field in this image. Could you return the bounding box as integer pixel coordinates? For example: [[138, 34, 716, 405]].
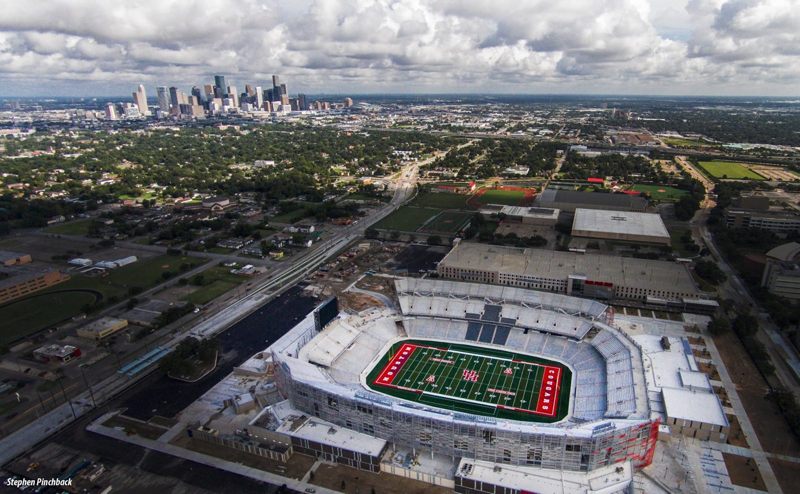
[[366, 339, 571, 422]]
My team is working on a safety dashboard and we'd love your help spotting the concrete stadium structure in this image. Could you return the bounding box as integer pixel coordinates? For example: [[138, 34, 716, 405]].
[[437, 241, 708, 305], [273, 278, 658, 480]]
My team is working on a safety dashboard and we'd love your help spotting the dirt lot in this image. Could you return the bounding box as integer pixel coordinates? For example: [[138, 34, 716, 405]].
[[697, 361, 720, 381], [726, 414, 748, 448], [173, 434, 314, 479], [339, 292, 384, 311], [713, 330, 800, 488], [723, 453, 767, 491], [310, 464, 451, 494], [769, 458, 800, 494]]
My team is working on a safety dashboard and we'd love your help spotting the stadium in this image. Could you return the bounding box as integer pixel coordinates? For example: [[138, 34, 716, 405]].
[[272, 277, 657, 476]]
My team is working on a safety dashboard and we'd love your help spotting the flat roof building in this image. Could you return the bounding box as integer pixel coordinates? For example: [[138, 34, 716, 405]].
[[536, 189, 647, 213], [479, 204, 560, 226], [33, 344, 81, 363], [0, 251, 32, 266], [437, 241, 703, 303], [761, 242, 800, 300], [0, 269, 69, 305], [662, 387, 729, 442], [571, 208, 670, 245], [76, 317, 129, 341]]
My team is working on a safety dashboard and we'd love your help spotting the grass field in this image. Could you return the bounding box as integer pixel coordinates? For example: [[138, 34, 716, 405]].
[[476, 189, 526, 206], [366, 339, 571, 422], [662, 137, 711, 148], [410, 192, 470, 209], [630, 184, 689, 201], [0, 254, 205, 345], [419, 211, 473, 234], [183, 266, 245, 305], [45, 219, 92, 235], [0, 291, 98, 346], [271, 207, 311, 224], [699, 161, 764, 180], [373, 206, 440, 232]]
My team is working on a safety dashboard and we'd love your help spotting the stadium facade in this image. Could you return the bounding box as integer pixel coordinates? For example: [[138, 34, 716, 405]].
[[273, 278, 658, 474]]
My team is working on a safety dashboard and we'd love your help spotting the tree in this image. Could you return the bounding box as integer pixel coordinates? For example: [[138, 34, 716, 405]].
[[707, 316, 731, 336], [694, 259, 726, 285]]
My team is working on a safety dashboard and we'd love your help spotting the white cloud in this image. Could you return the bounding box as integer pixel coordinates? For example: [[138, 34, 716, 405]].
[[0, 0, 797, 95]]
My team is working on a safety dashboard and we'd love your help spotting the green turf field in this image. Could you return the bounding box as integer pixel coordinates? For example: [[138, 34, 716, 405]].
[[698, 161, 764, 180], [477, 189, 526, 206], [419, 211, 473, 234], [410, 191, 470, 209], [366, 339, 571, 422], [630, 184, 689, 201], [373, 206, 440, 232]]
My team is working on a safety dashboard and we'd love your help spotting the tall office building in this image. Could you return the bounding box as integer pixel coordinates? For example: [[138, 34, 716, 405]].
[[169, 87, 180, 109], [272, 75, 281, 89], [191, 86, 203, 104], [244, 84, 255, 97], [214, 75, 227, 95], [280, 83, 289, 106], [227, 86, 239, 108], [298, 94, 307, 111], [203, 84, 215, 102], [132, 84, 150, 116], [255, 86, 264, 109], [156, 86, 170, 112], [105, 102, 118, 120], [344, 97, 353, 108]]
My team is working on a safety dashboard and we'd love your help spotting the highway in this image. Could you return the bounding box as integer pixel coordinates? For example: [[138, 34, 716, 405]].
[[0, 159, 423, 467]]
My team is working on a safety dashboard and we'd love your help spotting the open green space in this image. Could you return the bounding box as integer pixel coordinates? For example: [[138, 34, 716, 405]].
[[344, 192, 389, 203], [662, 137, 711, 148], [630, 184, 689, 201], [183, 266, 245, 306], [270, 207, 311, 224], [699, 161, 764, 180], [0, 254, 205, 345], [44, 219, 92, 235], [410, 191, 470, 209], [0, 291, 98, 346], [477, 189, 526, 206], [669, 227, 699, 258], [366, 339, 571, 423], [419, 211, 474, 234], [373, 206, 440, 232]]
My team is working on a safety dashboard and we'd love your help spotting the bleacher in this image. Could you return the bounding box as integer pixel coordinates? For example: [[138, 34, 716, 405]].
[[590, 329, 637, 418]]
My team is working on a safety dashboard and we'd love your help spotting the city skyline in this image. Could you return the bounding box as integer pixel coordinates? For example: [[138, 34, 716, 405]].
[[0, 0, 798, 97]]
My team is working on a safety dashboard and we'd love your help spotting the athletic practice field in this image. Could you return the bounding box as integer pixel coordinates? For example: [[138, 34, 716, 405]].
[[698, 160, 764, 180], [366, 339, 571, 422]]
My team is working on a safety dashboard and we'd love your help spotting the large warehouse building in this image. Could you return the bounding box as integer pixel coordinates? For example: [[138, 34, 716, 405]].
[[571, 208, 670, 246], [437, 241, 709, 306]]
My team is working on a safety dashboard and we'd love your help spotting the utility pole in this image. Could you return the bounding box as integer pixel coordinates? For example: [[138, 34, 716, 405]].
[[79, 364, 96, 408]]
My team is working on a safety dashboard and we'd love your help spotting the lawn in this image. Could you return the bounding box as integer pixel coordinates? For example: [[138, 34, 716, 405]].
[[366, 339, 571, 423], [0, 291, 98, 346], [630, 184, 689, 202], [45, 219, 92, 235], [270, 207, 311, 224], [419, 211, 473, 234], [373, 206, 440, 232], [344, 192, 389, 203], [662, 137, 710, 148], [699, 161, 765, 180], [0, 254, 206, 345], [669, 227, 699, 258], [410, 191, 470, 209], [476, 188, 526, 206], [183, 266, 245, 306]]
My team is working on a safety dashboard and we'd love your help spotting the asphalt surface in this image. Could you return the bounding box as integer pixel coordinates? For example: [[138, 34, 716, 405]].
[[121, 285, 318, 420]]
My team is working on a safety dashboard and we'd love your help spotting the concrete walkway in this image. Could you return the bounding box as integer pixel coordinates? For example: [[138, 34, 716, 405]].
[[88, 413, 339, 494]]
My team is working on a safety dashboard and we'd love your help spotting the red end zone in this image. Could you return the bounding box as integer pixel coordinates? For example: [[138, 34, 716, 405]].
[[374, 343, 417, 386], [535, 366, 562, 416]]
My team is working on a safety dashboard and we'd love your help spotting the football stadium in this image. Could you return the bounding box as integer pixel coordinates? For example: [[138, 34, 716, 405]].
[[273, 277, 657, 476]]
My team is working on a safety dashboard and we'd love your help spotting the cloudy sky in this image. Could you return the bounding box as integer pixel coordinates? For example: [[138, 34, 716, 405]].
[[0, 0, 798, 96]]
